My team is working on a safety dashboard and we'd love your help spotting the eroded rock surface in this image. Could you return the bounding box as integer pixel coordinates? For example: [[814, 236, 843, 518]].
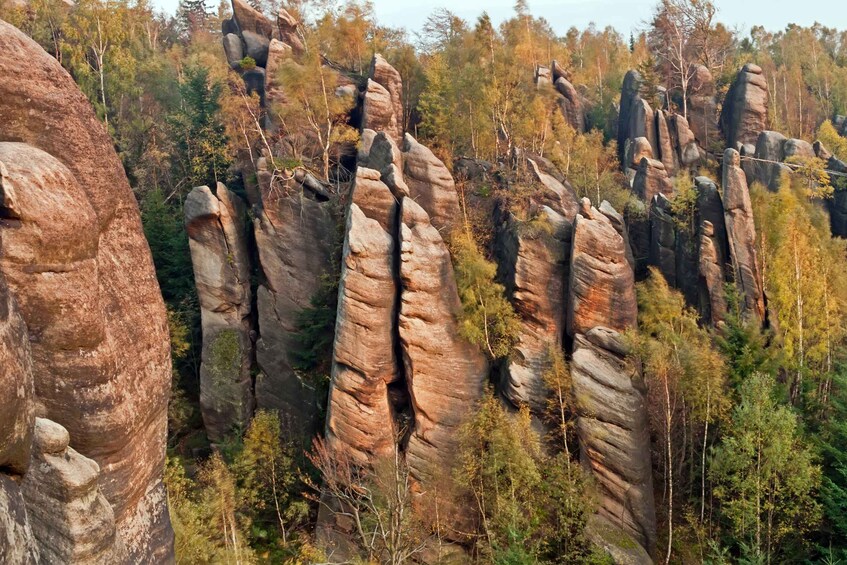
[[721, 63, 769, 149], [253, 180, 335, 429], [571, 328, 656, 559], [722, 148, 765, 322], [21, 418, 120, 564], [398, 198, 488, 518], [325, 189, 398, 464], [186, 184, 254, 442], [633, 157, 673, 206], [0, 22, 172, 559], [568, 200, 637, 336], [402, 133, 461, 235], [498, 207, 570, 413]]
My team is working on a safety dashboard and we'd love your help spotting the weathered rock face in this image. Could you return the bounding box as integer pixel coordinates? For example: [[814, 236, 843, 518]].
[[498, 207, 570, 413], [277, 8, 305, 56], [0, 273, 39, 565], [721, 63, 769, 149], [670, 114, 701, 166], [722, 148, 766, 322], [750, 131, 815, 191], [0, 22, 172, 560], [817, 144, 847, 237], [253, 180, 335, 429], [527, 158, 581, 220], [0, 275, 34, 477], [361, 54, 404, 144], [571, 328, 656, 557], [186, 184, 254, 442], [568, 200, 637, 336], [21, 418, 120, 564], [555, 76, 585, 132], [630, 98, 657, 158], [232, 0, 276, 39], [699, 220, 728, 326], [649, 194, 678, 286], [687, 65, 719, 148], [633, 157, 673, 206], [325, 179, 398, 465], [402, 133, 461, 235], [618, 70, 644, 165], [752, 130, 789, 190], [398, 197, 488, 513], [656, 110, 677, 175]]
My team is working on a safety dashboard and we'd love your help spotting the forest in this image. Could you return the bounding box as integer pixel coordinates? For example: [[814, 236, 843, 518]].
[[3, 0, 847, 563]]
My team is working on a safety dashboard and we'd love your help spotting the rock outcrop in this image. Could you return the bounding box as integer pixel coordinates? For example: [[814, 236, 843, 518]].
[[687, 65, 719, 149], [21, 418, 120, 564], [722, 148, 766, 322], [399, 198, 488, 522], [0, 274, 39, 565], [815, 142, 847, 237], [498, 207, 570, 413], [555, 76, 585, 132], [572, 328, 656, 559], [750, 131, 815, 190], [0, 21, 172, 560], [186, 184, 255, 442], [618, 70, 644, 165], [402, 133, 461, 235], [253, 175, 335, 429], [633, 157, 674, 206], [721, 63, 769, 149], [362, 54, 404, 144], [568, 199, 637, 337], [325, 175, 399, 465]]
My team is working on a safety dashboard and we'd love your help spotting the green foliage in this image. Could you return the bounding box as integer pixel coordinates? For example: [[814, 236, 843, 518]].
[[238, 56, 257, 70], [209, 329, 241, 385], [814, 372, 847, 562], [818, 120, 847, 163], [168, 64, 232, 192], [715, 285, 775, 391], [710, 373, 821, 562], [451, 230, 521, 359], [457, 392, 597, 563]]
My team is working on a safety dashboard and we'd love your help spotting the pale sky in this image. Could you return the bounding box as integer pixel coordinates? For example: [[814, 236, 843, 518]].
[[154, 0, 847, 37]]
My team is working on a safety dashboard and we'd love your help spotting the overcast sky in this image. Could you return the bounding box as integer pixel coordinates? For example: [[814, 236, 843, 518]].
[[153, 0, 847, 37]]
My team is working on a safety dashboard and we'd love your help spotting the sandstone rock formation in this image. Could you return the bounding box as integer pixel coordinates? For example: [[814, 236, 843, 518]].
[[687, 64, 719, 148], [253, 176, 335, 429], [750, 130, 815, 190], [0, 274, 39, 565], [398, 197, 488, 511], [402, 133, 461, 235], [649, 194, 678, 286], [722, 148, 766, 322], [721, 63, 769, 149], [21, 418, 120, 564], [633, 157, 674, 206], [361, 54, 404, 144], [618, 70, 644, 165], [555, 76, 585, 132], [0, 21, 172, 560], [815, 141, 847, 237], [325, 179, 398, 465], [572, 328, 656, 558], [186, 184, 255, 442], [498, 207, 570, 413], [277, 8, 305, 56], [568, 199, 637, 336], [699, 220, 728, 325]]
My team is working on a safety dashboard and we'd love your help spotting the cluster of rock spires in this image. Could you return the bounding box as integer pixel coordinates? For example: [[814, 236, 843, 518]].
[[0, 20, 173, 564], [536, 61, 588, 132]]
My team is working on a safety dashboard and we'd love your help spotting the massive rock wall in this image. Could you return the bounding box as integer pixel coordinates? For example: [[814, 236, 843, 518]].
[[721, 63, 769, 150], [186, 184, 255, 442], [0, 19, 173, 561]]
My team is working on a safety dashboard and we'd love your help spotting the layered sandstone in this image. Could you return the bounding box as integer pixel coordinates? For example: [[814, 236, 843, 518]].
[[186, 184, 255, 442], [0, 21, 172, 559], [721, 63, 769, 149], [722, 148, 766, 322]]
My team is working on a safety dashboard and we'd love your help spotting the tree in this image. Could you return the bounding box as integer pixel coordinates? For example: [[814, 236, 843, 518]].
[[634, 267, 728, 563], [234, 410, 306, 544], [648, 0, 717, 118], [169, 64, 231, 194], [451, 228, 521, 360], [273, 41, 359, 181], [710, 373, 821, 563]]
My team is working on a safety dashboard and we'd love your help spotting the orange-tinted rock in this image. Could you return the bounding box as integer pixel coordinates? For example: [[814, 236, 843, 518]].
[[568, 200, 637, 336], [721, 63, 769, 148], [0, 22, 172, 560]]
